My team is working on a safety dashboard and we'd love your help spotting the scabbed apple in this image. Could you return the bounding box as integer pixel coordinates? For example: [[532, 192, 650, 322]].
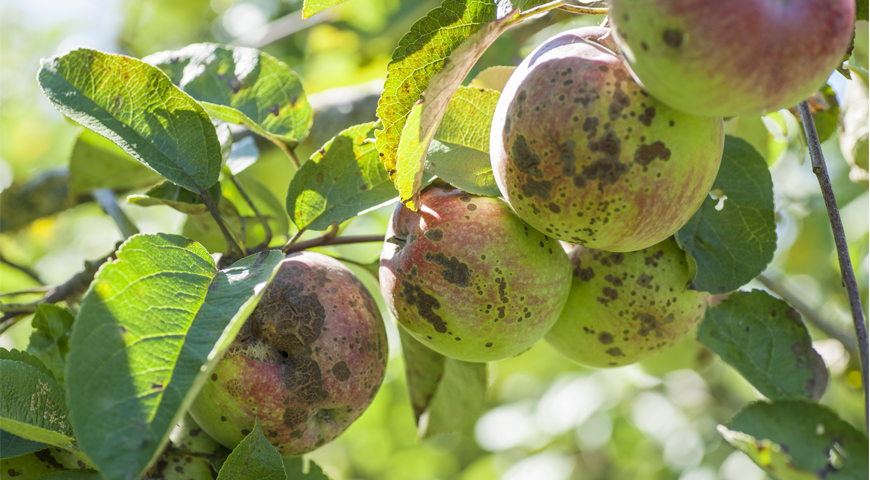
[[189, 251, 388, 456], [546, 238, 709, 368], [379, 183, 572, 363], [609, 0, 855, 117], [490, 26, 723, 252]]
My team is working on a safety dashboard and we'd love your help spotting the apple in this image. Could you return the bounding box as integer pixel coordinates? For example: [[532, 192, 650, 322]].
[[189, 252, 388, 456], [490, 26, 723, 252], [546, 238, 709, 368], [609, 0, 855, 117], [379, 183, 572, 363]]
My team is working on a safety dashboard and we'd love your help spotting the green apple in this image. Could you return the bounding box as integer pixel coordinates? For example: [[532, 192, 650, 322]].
[[490, 26, 722, 252], [379, 183, 572, 362], [189, 252, 388, 456], [546, 238, 709, 368], [609, 0, 855, 117]]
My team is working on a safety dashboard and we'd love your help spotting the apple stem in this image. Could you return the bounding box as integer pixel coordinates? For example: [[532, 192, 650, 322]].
[[797, 100, 868, 427]]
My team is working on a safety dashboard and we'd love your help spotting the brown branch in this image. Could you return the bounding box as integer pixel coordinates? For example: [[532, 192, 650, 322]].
[[283, 231, 385, 256], [797, 100, 868, 427]]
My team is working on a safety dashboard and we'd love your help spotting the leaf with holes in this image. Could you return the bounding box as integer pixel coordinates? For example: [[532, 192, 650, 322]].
[[66, 234, 284, 480], [287, 121, 398, 231], [676, 135, 776, 293], [0, 349, 75, 448], [720, 400, 868, 479], [145, 43, 312, 148], [399, 329, 487, 439], [38, 49, 222, 193], [698, 290, 828, 401]]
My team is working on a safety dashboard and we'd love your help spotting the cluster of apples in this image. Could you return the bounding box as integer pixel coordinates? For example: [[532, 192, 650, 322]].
[[189, 0, 854, 459]]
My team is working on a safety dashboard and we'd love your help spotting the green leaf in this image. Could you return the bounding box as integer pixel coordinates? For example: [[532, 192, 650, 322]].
[[425, 141, 500, 196], [0, 349, 75, 448], [284, 457, 333, 479], [302, 0, 348, 18], [378, 0, 523, 208], [38, 48, 223, 193], [0, 430, 47, 459], [698, 290, 828, 401], [66, 234, 284, 480], [40, 471, 103, 480], [68, 129, 163, 199], [676, 136, 776, 293], [145, 43, 313, 148], [216, 420, 285, 480], [469, 65, 516, 92], [225, 136, 259, 175], [399, 329, 487, 439], [0, 448, 94, 479], [423, 86, 501, 196], [126, 181, 222, 215], [720, 400, 869, 479], [287, 121, 399, 231], [857, 0, 867, 22], [26, 304, 75, 383]]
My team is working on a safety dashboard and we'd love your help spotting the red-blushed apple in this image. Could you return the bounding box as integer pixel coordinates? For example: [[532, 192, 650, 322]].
[[609, 0, 855, 117], [189, 251, 388, 456], [490, 26, 723, 252], [546, 238, 710, 368], [379, 183, 572, 363]]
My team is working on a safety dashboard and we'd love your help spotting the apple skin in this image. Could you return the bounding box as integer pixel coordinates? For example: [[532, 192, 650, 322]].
[[189, 251, 388, 456], [609, 0, 855, 117], [379, 183, 572, 363], [545, 238, 709, 368], [490, 26, 723, 252]]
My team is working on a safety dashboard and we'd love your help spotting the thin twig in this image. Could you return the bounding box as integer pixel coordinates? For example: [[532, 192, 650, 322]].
[[286, 228, 307, 247], [228, 173, 272, 248], [200, 188, 246, 259], [282, 235, 385, 256], [0, 253, 43, 285], [0, 286, 52, 297], [285, 146, 301, 171], [798, 100, 869, 427], [757, 273, 858, 359], [283, 223, 337, 254], [558, 4, 608, 15], [92, 188, 140, 239]]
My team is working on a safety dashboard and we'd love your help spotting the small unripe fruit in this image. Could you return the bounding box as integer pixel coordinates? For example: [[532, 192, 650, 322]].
[[609, 0, 855, 117], [380, 183, 572, 362], [490, 26, 723, 252], [546, 238, 709, 368], [189, 252, 388, 456]]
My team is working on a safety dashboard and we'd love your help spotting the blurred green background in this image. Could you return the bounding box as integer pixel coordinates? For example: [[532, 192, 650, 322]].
[[0, 1, 867, 479]]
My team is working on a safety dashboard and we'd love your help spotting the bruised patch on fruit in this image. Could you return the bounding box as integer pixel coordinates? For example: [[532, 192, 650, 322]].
[[634, 141, 671, 166], [252, 287, 326, 351], [282, 355, 327, 404], [606, 347, 624, 356], [283, 407, 309, 428], [424, 229, 443, 241]]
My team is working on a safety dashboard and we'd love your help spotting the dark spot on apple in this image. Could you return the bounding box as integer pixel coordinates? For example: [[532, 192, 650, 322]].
[[641, 41, 649, 51], [521, 177, 554, 200], [548, 202, 561, 213], [282, 355, 327, 404], [598, 332, 614, 344], [576, 267, 595, 281], [606, 347, 624, 356], [251, 286, 326, 351], [662, 29, 684, 48], [638, 106, 656, 126], [400, 280, 446, 333], [512, 134, 543, 177], [467, 203, 477, 211], [424, 252, 471, 286], [424, 229, 443, 242], [283, 407, 309, 428], [221, 416, 227, 421], [241, 429, 251, 436], [582, 117, 599, 137], [485, 342, 493, 347], [332, 361, 351, 381], [637, 274, 653, 287], [517, 89, 527, 104], [634, 141, 671, 166], [211, 373, 218, 381]]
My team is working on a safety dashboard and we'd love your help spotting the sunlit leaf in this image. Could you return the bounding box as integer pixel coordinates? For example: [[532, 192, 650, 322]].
[[146, 43, 313, 148], [720, 400, 868, 479], [67, 234, 284, 480], [302, 0, 349, 18], [698, 290, 828, 401], [38, 48, 223, 193], [676, 136, 776, 293], [287, 121, 398, 231], [0, 349, 74, 448]]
